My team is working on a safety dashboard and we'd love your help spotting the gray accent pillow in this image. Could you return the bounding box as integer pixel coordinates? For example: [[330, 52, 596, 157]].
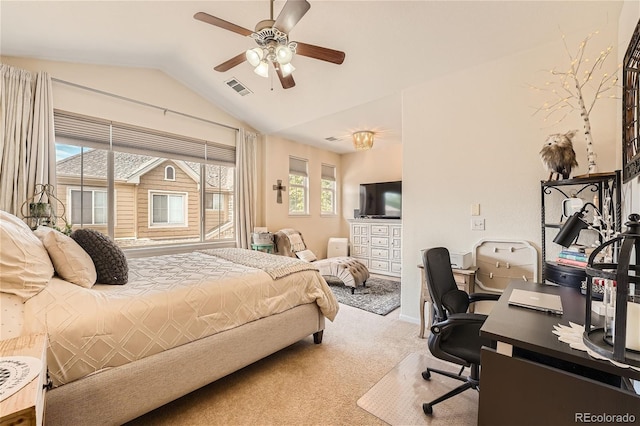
[[70, 229, 128, 285]]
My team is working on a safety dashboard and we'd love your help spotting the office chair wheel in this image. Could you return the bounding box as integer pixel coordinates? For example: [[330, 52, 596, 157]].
[[422, 370, 431, 380], [423, 403, 433, 415]]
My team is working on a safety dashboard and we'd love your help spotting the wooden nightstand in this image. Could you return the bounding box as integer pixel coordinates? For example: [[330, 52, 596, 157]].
[[0, 334, 48, 426], [417, 264, 478, 338]]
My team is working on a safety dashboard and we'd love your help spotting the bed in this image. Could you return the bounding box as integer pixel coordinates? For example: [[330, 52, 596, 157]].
[[0, 211, 339, 425]]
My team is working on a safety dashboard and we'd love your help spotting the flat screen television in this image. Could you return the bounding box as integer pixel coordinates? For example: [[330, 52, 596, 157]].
[[358, 181, 402, 219]]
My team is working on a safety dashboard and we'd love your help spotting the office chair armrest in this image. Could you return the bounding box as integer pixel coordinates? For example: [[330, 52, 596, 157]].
[[468, 292, 500, 304], [430, 313, 487, 335]]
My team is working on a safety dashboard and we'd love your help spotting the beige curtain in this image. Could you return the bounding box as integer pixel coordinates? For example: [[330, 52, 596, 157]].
[[0, 64, 55, 215], [235, 129, 257, 248]]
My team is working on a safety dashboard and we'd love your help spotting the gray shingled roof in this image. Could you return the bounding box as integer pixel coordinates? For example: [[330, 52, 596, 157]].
[[57, 149, 234, 190]]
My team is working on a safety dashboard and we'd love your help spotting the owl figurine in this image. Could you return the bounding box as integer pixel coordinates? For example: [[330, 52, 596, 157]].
[[540, 130, 579, 181]]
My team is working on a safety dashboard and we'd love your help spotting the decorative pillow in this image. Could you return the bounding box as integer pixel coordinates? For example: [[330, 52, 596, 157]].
[[0, 210, 54, 300], [295, 249, 317, 263], [34, 226, 97, 288], [70, 228, 128, 285]]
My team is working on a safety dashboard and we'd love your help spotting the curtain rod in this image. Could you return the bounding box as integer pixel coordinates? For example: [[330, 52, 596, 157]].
[[51, 77, 239, 132]]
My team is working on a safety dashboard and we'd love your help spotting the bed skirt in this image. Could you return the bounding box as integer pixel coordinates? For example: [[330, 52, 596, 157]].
[[44, 303, 325, 426]]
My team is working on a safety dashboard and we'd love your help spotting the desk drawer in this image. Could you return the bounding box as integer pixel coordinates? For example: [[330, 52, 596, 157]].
[[545, 261, 586, 288]]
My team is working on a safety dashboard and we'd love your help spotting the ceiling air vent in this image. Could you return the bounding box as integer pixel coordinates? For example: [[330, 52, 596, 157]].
[[225, 78, 252, 96], [325, 136, 341, 142]]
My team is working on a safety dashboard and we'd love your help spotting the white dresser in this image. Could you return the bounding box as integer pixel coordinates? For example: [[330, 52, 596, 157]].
[[349, 219, 402, 277]]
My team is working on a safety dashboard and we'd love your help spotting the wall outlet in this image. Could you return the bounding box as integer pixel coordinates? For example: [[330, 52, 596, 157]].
[[471, 217, 485, 231]]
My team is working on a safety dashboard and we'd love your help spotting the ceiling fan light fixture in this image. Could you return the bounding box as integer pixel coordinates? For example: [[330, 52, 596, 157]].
[[352, 131, 375, 150], [246, 48, 264, 67], [280, 62, 295, 77], [254, 60, 269, 78], [275, 44, 294, 64]]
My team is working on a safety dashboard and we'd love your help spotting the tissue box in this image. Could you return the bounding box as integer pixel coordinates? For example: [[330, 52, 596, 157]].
[[450, 251, 472, 269]]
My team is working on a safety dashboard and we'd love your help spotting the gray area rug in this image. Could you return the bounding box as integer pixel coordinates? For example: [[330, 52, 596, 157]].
[[324, 276, 400, 315]]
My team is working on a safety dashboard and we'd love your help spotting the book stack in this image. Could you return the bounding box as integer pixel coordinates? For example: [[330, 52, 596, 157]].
[[555, 245, 594, 268]]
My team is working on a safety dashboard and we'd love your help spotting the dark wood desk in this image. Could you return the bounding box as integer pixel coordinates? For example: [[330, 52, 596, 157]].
[[479, 280, 640, 426]]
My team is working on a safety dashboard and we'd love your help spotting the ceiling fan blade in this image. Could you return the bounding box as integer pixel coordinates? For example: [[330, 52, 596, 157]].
[[274, 63, 296, 89], [273, 0, 311, 34], [194, 12, 253, 37], [214, 53, 247, 72], [295, 42, 345, 65]]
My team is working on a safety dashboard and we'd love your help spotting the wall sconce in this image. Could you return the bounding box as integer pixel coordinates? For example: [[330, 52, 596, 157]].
[[352, 131, 374, 151]]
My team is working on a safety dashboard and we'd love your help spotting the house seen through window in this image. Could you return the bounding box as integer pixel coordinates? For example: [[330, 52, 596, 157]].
[[53, 111, 236, 248]]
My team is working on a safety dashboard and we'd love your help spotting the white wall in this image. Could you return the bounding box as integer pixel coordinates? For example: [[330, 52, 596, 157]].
[[400, 18, 623, 323], [0, 56, 247, 146], [340, 145, 402, 236], [262, 135, 342, 258]]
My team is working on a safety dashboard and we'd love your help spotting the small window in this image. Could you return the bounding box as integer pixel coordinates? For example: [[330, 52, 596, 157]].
[[289, 157, 308, 215], [321, 164, 336, 215], [165, 165, 175, 181], [150, 192, 186, 226], [205, 192, 223, 210], [70, 189, 108, 225]]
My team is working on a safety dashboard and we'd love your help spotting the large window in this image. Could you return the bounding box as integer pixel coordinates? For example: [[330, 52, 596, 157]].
[[54, 110, 236, 248], [321, 164, 336, 215], [289, 157, 308, 215], [70, 189, 108, 225], [150, 192, 186, 226]]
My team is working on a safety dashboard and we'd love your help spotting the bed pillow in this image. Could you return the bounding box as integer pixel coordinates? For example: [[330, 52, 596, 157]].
[[0, 210, 54, 300], [34, 226, 97, 288], [70, 228, 128, 285], [295, 249, 317, 262]]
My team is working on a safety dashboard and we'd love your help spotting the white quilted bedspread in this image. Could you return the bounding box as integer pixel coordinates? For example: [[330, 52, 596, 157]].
[[23, 250, 338, 386]]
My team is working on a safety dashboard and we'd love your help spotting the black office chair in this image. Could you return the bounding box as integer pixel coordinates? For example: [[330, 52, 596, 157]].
[[421, 247, 499, 415]]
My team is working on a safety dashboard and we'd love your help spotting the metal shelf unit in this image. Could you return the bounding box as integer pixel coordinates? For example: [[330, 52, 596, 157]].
[[540, 171, 622, 284]]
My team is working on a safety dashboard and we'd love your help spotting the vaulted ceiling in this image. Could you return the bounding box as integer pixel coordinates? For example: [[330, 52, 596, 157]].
[[0, 1, 624, 153]]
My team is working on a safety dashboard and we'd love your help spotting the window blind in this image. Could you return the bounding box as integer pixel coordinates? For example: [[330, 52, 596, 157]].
[[289, 157, 308, 177], [321, 164, 336, 181], [54, 110, 235, 165]]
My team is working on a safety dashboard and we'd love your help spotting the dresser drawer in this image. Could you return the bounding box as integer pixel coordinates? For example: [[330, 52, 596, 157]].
[[370, 260, 390, 271], [391, 262, 402, 274], [371, 248, 389, 259], [370, 225, 389, 236], [352, 246, 369, 256], [352, 235, 370, 246], [370, 237, 389, 247]]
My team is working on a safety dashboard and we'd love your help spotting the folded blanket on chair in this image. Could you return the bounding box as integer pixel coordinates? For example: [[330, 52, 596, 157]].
[[280, 228, 307, 252]]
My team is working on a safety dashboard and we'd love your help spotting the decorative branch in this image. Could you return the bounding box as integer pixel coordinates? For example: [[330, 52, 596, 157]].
[[530, 31, 620, 174]]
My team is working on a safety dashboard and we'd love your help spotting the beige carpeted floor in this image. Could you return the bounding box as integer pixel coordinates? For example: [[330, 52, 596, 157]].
[[126, 301, 478, 426]]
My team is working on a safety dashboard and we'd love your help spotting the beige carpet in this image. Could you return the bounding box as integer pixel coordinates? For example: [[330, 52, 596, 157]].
[[126, 300, 477, 426], [358, 352, 478, 425]]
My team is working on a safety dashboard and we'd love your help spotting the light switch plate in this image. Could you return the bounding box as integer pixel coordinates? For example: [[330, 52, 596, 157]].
[[471, 217, 485, 231], [471, 204, 480, 216]]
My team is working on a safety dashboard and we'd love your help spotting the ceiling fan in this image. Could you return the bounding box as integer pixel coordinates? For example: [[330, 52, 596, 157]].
[[194, 0, 346, 89]]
